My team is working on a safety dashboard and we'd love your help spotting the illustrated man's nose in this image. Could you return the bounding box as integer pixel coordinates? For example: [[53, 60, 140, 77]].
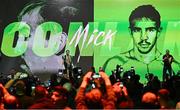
[[141, 30, 148, 40]]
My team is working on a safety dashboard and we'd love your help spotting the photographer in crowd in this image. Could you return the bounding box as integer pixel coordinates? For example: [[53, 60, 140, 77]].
[[75, 70, 116, 109]]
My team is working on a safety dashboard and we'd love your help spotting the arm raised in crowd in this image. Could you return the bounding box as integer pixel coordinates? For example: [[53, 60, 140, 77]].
[[99, 71, 116, 109], [5, 72, 21, 89], [75, 71, 116, 109], [0, 83, 18, 109], [75, 71, 93, 109], [0, 83, 11, 97]]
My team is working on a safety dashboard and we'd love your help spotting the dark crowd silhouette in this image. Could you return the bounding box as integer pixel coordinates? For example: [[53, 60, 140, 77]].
[[1, 65, 180, 109]]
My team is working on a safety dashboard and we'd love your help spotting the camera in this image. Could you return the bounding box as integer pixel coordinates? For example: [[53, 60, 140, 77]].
[[119, 82, 123, 88], [31, 86, 35, 91], [91, 67, 101, 79], [58, 70, 63, 75], [87, 67, 102, 90], [73, 67, 83, 79], [92, 73, 101, 79], [19, 72, 28, 79]]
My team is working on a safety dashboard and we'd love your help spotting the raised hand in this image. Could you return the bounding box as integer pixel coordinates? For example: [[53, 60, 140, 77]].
[[80, 71, 93, 88], [13, 72, 21, 80], [99, 71, 109, 80]]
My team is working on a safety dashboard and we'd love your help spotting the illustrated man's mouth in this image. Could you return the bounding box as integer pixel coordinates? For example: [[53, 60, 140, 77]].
[[138, 41, 150, 48]]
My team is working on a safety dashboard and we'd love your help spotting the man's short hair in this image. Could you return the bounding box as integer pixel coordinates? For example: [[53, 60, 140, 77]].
[[166, 49, 170, 53], [129, 5, 161, 28], [66, 50, 70, 52]]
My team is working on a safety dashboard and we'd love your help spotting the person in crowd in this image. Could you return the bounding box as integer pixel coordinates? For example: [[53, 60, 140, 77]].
[[125, 74, 144, 108], [51, 86, 70, 109], [13, 80, 34, 109], [4, 71, 34, 109], [176, 101, 180, 109], [112, 82, 134, 108], [143, 74, 161, 94], [157, 89, 175, 109], [29, 85, 54, 109], [62, 50, 74, 79], [163, 49, 174, 81], [141, 92, 160, 108], [0, 83, 18, 109], [75, 70, 116, 109], [63, 82, 77, 108]]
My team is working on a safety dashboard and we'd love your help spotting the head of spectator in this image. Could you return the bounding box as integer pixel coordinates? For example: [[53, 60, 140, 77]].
[[0, 83, 18, 108], [134, 74, 140, 83], [157, 89, 175, 109], [14, 80, 26, 96], [112, 82, 134, 108], [141, 92, 159, 108], [113, 82, 126, 96], [50, 74, 59, 87], [85, 88, 103, 108], [33, 85, 48, 100], [3, 95, 18, 109], [76, 71, 116, 109], [29, 86, 53, 109], [51, 86, 69, 109], [63, 82, 72, 92], [176, 102, 180, 109], [157, 89, 170, 100]]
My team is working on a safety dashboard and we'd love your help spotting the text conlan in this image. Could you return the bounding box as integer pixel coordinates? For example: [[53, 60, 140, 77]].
[[1, 22, 117, 57]]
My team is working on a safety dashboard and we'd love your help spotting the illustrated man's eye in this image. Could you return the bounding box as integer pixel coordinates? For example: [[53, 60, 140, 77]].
[[132, 28, 141, 32], [146, 27, 156, 32]]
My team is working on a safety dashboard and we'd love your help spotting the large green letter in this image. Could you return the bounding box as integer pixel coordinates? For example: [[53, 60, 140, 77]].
[[32, 22, 63, 57], [1, 22, 30, 57]]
